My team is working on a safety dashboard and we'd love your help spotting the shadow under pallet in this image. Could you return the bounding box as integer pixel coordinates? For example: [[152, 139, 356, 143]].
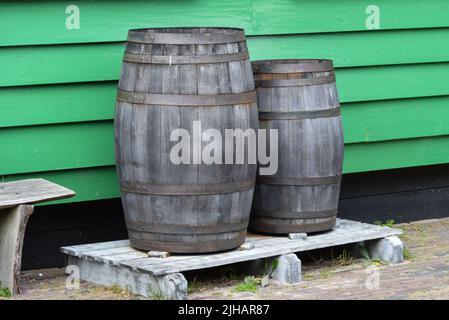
[[61, 219, 403, 299]]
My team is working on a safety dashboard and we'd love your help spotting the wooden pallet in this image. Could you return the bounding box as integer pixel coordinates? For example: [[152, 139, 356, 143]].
[[61, 219, 403, 299]]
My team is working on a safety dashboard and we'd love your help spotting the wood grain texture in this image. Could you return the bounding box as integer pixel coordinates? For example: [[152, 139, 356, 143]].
[[0, 179, 75, 209], [251, 60, 343, 234], [0, 167, 119, 206], [115, 28, 258, 253]]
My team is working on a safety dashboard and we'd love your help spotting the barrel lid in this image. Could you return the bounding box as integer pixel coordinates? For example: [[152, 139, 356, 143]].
[[127, 27, 246, 45], [252, 59, 334, 73]]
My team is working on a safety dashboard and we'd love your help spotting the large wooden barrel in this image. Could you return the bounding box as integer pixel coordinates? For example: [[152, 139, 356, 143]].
[[114, 28, 258, 253], [250, 59, 344, 234]]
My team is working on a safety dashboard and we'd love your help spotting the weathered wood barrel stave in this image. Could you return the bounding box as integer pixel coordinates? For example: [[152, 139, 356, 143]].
[[250, 59, 344, 234], [114, 28, 258, 253]]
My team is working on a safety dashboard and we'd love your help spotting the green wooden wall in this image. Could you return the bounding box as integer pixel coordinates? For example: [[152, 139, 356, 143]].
[[1, 0, 449, 204]]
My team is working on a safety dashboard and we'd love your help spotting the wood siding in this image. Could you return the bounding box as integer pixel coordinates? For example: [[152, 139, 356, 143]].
[[1, 0, 449, 204]]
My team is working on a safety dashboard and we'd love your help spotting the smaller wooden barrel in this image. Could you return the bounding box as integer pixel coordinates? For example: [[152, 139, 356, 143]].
[[250, 59, 344, 234]]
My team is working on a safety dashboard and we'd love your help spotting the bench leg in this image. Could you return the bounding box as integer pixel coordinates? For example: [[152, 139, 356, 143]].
[[0, 204, 34, 294]]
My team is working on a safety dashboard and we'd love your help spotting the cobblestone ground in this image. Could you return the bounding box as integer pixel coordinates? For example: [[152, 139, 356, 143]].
[[4, 218, 449, 300]]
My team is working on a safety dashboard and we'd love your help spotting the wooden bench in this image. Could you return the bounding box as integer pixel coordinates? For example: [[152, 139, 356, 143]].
[[0, 179, 75, 294]]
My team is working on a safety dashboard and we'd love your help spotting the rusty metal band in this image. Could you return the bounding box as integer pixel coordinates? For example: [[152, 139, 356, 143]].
[[120, 179, 255, 196], [126, 220, 248, 235], [123, 51, 249, 64], [252, 60, 334, 73], [255, 75, 335, 87], [259, 108, 340, 120], [117, 89, 257, 106], [253, 208, 338, 219], [128, 30, 246, 45], [257, 175, 342, 186]]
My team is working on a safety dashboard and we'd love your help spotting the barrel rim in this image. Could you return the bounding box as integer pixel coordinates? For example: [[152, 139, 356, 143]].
[[252, 59, 334, 73], [127, 27, 246, 44]]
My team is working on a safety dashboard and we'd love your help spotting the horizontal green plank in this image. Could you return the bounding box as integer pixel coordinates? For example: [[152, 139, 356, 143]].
[[0, 166, 119, 205], [342, 96, 449, 143], [2, 62, 449, 121], [250, 28, 449, 67], [4, 27, 449, 87], [2, 0, 449, 46], [0, 122, 114, 175], [4, 108, 449, 176], [337, 62, 449, 102], [4, 134, 449, 204], [0, 43, 122, 87], [0, 82, 115, 128], [3, 80, 449, 145], [344, 135, 449, 173]]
